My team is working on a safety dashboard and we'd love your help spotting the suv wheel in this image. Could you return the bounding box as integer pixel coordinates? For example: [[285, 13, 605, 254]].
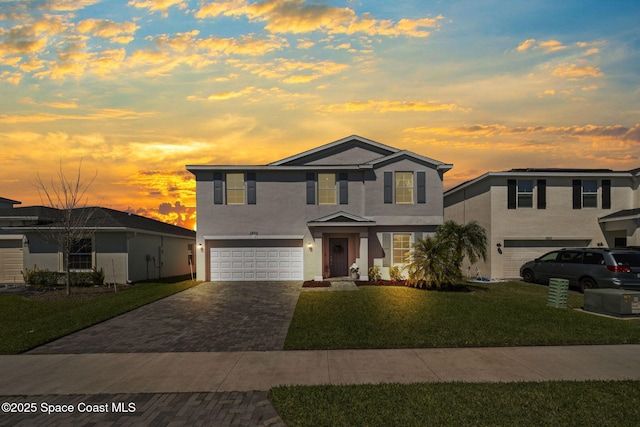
[[522, 269, 534, 283], [580, 278, 596, 293]]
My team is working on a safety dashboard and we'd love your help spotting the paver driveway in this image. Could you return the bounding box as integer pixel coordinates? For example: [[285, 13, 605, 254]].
[[29, 281, 301, 354]]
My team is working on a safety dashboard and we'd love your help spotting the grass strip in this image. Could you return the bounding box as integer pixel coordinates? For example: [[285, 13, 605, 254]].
[[285, 282, 640, 349], [0, 280, 200, 354], [270, 381, 640, 427]]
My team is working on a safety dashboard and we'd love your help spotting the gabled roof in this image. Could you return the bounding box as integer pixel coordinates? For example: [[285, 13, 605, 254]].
[[365, 150, 453, 171], [187, 135, 452, 173], [0, 206, 194, 238], [268, 135, 397, 166], [307, 211, 375, 227]]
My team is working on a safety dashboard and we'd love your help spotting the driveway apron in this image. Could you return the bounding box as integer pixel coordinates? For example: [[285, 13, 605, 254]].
[[29, 281, 301, 354]]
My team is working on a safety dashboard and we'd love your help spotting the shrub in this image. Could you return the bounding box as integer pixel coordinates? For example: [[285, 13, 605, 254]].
[[389, 265, 404, 282], [368, 265, 381, 283], [23, 266, 105, 287]]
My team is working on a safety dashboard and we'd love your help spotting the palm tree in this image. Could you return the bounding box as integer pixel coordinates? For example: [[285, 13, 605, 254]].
[[405, 236, 461, 289], [436, 220, 488, 269]]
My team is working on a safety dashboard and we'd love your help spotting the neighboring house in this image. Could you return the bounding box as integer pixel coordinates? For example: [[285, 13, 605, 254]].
[[0, 203, 196, 284], [187, 135, 453, 281], [444, 168, 640, 279]]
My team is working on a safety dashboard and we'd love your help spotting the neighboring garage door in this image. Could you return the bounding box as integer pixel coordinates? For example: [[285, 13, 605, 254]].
[[209, 240, 303, 281], [503, 239, 590, 278], [0, 236, 24, 283]]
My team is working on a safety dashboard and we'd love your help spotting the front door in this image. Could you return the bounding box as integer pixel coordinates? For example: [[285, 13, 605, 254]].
[[329, 238, 349, 277]]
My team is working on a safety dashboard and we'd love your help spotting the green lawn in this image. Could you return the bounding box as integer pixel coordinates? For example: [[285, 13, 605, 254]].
[[0, 280, 200, 354], [285, 281, 640, 349], [270, 381, 640, 427]]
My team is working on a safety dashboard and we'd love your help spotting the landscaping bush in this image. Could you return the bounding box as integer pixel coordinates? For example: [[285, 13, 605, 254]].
[[368, 265, 381, 282], [389, 265, 404, 282], [23, 266, 105, 287]]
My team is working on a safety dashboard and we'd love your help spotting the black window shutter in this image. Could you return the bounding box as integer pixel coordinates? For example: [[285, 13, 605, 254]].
[[339, 173, 348, 204], [306, 173, 315, 204], [417, 171, 426, 204], [602, 179, 611, 209], [383, 172, 393, 204], [213, 172, 223, 204], [507, 179, 516, 209], [537, 179, 546, 209], [247, 172, 256, 205], [382, 233, 391, 267], [573, 180, 582, 209]]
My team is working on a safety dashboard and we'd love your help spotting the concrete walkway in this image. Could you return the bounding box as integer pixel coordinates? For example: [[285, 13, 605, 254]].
[[2, 345, 640, 396]]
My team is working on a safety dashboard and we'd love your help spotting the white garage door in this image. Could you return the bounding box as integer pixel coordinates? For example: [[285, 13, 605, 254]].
[[0, 248, 24, 284], [503, 239, 590, 278], [210, 246, 303, 281]]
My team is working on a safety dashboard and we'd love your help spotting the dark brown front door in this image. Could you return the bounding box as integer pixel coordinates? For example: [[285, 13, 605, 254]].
[[329, 238, 349, 277]]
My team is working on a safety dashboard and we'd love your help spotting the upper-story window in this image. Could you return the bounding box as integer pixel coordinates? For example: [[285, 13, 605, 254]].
[[214, 172, 256, 205], [318, 173, 336, 205], [572, 179, 607, 210], [226, 173, 245, 205], [384, 171, 426, 205], [582, 180, 598, 208], [395, 172, 414, 204], [517, 180, 533, 208], [508, 179, 545, 209]]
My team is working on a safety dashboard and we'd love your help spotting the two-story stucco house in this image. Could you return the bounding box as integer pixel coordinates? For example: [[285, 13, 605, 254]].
[[187, 135, 453, 282], [444, 168, 640, 280]]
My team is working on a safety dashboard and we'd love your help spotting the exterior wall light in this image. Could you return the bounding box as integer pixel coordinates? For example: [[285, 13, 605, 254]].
[[197, 243, 204, 251], [307, 243, 313, 251]]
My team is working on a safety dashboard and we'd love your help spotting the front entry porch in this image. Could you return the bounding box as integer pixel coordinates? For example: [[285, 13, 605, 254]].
[[307, 211, 373, 281]]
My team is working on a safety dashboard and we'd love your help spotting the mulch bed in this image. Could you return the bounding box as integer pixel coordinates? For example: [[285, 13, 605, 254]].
[[302, 280, 331, 288]]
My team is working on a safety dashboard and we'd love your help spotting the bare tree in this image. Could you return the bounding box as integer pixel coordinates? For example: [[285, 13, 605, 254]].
[[35, 161, 98, 295]]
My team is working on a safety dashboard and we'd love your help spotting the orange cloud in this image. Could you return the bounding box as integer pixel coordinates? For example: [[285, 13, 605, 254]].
[[237, 58, 349, 83], [128, 0, 188, 15], [517, 38, 567, 53], [76, 19, 138, 44], [321, 100, 470, 114], [196, 0, 442, 37], [551, 62, 604, 80]]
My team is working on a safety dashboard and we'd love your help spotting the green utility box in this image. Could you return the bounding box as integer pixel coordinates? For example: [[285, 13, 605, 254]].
[[584, 289, 640, 317], [547, 278, 569, 308]]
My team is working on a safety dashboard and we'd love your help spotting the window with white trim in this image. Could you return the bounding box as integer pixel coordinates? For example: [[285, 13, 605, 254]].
[[517, 180, 533, 208], [226, 173, 245, 205], [318, 173, 336, 205], [393, 234, 411, 264], [582, 180, 597, 208], [69, 238, 92, 270], [395, 172, 413, 204]]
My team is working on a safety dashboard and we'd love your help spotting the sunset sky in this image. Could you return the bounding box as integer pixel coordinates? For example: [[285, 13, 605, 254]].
[[1, 0, 639, 230]]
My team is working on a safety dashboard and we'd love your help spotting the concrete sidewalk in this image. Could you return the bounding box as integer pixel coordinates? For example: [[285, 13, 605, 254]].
[[2, 345, 639, 396]]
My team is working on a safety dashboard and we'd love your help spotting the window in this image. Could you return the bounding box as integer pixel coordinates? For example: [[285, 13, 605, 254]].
[[395, 172, 413, 204], [318, 173, 336, 204], [69, 238, 92, 270], [226, 173, 245, 205], [393, 234, 411, 264], [539, 251, 559, 262], [517, 180, 534, 208], [583, 252, 604, 265], [582, 180, 597, 208]]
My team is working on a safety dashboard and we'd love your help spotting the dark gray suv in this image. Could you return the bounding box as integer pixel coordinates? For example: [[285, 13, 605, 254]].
[[520, 248, 640, 292]]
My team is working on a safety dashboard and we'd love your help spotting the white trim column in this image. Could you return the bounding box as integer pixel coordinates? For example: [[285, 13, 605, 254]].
[[358, 231, 369, 281]]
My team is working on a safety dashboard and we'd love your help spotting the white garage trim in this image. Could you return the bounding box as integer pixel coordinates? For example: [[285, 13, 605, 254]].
[[208, 239, 303, 281]]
